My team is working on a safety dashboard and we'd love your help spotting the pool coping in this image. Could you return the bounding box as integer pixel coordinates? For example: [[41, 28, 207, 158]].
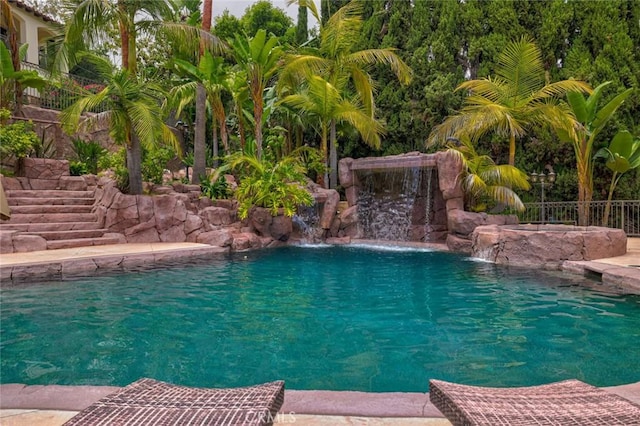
[[1, 382, 639, 417]]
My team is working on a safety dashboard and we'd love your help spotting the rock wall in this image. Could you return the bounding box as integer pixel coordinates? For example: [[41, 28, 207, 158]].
[[471, 224, 627, 269]]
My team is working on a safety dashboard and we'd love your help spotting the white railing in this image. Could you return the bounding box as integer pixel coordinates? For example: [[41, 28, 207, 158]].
[[519, 200, 640, 237]]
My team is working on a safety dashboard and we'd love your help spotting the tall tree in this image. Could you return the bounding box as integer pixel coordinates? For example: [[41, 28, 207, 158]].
[[193, 0, 213, 184], [429, 36, 590, 167], [60, 0, 176, 193], [230, 29, 283, 160], [60, 56, 179, 194], [559, 82, 633, 225], [284, 0, 411, 188], [280, 74, 385, 185], [295, 3, 308, 46]]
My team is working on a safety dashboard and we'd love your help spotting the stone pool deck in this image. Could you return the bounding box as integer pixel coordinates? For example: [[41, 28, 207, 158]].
[[1, 382, 639, 426]]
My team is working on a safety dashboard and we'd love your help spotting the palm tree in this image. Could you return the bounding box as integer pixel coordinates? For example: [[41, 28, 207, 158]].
[[280, 74, 384, 186], [57, 0, 220, 192], [429, 36, 591, 167], [230, 29, 283, 161], [283, 0, 412, 188], [446, 136, 531, 212], [559, 82, 633, 226], [192, 0, 213, 184], [60, 56, 179, 194], [172, 51, 230, 161]]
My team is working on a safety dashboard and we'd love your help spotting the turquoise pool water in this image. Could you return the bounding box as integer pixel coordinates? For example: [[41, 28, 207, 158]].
[[1, 245, 639, 392]]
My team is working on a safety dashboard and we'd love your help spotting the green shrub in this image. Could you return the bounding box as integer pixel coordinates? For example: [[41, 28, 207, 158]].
[[228, 148, 315, 219], [200, 173, 231, 200], [72, 138, 106, 174], [0, 108, 39, 160], [98, 149, 129, 192], [70, 161, 89, 176], [142, 146, 174, 185]]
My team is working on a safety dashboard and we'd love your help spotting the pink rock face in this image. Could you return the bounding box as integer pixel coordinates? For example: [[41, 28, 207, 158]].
[[18, 158, 70, 180], [203, 206, 234, 227], [249, 207, 273, 236], [319, 190, 340, 230], [270, 214, 293, 241], [472, 224, 627, 268], [197, 229, 234, 247], [59, 176, 87, 191], [12, 234, 47, 252]]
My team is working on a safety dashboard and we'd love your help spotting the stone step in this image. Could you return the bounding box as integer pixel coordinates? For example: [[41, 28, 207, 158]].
[[9, 205, 94, 214], [46, 236, 123, 250], [23, 229, 108, 241], [8, 197, 95, 206], [3, 212, 97, 223], [0, 222, 103, 232], [5, 190, 94, 199]]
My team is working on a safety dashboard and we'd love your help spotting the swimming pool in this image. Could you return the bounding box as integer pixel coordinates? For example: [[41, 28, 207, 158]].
[[1, 245, 639, 392]]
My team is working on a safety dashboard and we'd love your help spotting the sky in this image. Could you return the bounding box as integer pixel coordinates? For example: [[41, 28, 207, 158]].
[[213, 0, 320, 26]]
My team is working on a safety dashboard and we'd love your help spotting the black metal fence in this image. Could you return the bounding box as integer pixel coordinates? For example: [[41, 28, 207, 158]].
[[20, 61, 107, 112], [519, 200, 640, 237]]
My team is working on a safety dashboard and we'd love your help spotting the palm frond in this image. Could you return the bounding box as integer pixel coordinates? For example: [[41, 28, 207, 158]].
[[345, 48, 412, 85]]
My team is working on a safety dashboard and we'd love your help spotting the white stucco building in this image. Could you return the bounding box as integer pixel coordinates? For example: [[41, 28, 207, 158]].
[[1, 0, 60, 68]]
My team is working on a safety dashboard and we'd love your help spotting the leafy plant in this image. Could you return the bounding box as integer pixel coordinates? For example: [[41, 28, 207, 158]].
[[594, 131, 640, 226], [200, 171, 231, 200], [0, 108, 40, 160], [559, 82, 633, 225], [72, 138, 106, 175], [98, 149, 129, 193], [446, 136, 531, 212], [227, 148, 315, 219], [30, 132, 57, 158], [69, 161, 89, 176], [0, 43, 47, 110], [142, 146, 175, 185]]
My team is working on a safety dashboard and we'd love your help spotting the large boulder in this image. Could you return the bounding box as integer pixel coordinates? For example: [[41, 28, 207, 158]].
[[471, 224, 627, 269]]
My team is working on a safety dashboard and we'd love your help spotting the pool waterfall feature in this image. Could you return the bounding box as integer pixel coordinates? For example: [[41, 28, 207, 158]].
[[337, 152, 518, 248]]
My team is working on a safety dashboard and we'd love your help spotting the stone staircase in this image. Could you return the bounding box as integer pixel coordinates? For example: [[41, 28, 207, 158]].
[[1, 188, 123, 252]]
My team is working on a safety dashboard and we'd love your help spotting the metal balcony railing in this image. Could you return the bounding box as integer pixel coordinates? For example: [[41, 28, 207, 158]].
[[19, 61, 108, 113], [519, 200, 640, 237]]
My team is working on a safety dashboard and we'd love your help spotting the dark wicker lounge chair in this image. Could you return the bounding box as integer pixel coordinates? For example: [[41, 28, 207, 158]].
[[430, 378, 640, 426], [64, 378, 285, 426]]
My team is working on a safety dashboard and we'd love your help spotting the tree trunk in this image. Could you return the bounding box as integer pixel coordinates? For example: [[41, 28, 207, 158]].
[[193, 83, 207, 184], [212, 119, 219, 168], [602, 173, 618, 227], [253, 83, 264, 160], [329, 119, 338, 188], [575, 140, 593, 226], [320, 123, 328, 188], [118, 1, 130, 70], [508, 134, 516, 166], [127, 134, 143, 195]]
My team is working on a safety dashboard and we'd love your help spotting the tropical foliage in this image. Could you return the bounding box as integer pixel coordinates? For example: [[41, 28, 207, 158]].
[[595, 132, 640, 226], [11, 0, 639, 215], [227, 149, 315, 219], [558, 82, 633, 225], [59, 56, 179, 194], [446, 136, 530, 212], [428, 36, 590, 166]]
